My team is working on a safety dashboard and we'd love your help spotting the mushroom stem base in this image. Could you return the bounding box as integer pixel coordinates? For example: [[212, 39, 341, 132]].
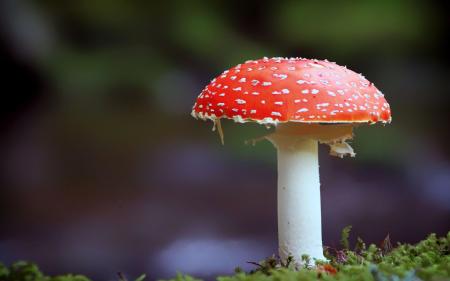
[[268, 134, 325, 265]]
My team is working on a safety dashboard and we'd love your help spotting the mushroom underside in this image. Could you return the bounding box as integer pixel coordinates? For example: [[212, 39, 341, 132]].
[[211, 119, 356, 158]]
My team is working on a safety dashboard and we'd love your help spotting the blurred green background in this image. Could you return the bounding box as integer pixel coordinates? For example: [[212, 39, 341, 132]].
[[0, 0, 449, 280]]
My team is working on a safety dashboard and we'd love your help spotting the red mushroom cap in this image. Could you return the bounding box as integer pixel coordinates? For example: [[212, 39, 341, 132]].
[[192, 57, 391, 124]]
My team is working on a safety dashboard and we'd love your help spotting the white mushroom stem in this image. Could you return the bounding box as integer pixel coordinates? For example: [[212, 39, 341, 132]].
[[266, 123, 354, 265], [268, 135, 325, 264]]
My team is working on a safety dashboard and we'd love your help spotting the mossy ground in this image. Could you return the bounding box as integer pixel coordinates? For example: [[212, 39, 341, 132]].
[[1, 228, 449, 281]]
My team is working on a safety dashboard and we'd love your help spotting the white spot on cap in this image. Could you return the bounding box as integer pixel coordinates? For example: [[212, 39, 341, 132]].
[[311, 89, 319, 94], [273, 73, 288, 80], [281, 89, 290, 94], [262, 82, 272, 86], [230, 76, 237, 80], [271, 111, 282, 117], [251, 80, 260, 86], [235, 99, 246, 104], [301, 89, 309, 94], [274, 101, 283, 105], [327, 91, 336, 97], [232, 87, 242, 91], [238, 77, 246, 83], [250, 109, 257, 114], [297, 108, 309, 113], [308, 62, 324, 68], [296, 80, 306, 85], [252, 92, 260, 95], [217, 103, 225, 106]]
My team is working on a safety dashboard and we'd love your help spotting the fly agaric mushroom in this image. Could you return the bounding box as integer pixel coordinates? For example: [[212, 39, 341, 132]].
[[191, 57, 391, 265]]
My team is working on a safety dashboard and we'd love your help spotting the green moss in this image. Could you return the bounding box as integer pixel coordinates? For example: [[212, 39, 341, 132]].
[[340, 225, 353, 250], [1, 230, 448, 281], [0, 262, 145, 281], [164, 230, 450, 281], [0, 261, 90, 281]]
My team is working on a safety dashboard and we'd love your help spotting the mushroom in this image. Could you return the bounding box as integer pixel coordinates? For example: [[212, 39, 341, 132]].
[[191, 57, 391, 265]]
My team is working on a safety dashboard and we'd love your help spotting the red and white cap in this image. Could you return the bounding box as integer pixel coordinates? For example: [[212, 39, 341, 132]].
[[192, 57, 391, 124]]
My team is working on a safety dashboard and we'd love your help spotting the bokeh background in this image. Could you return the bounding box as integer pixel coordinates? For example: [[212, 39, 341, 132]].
[[0, 0, 449, 280]]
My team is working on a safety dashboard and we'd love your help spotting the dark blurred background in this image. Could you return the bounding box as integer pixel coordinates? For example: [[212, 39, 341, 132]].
[[0, 0, 449, 280]]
